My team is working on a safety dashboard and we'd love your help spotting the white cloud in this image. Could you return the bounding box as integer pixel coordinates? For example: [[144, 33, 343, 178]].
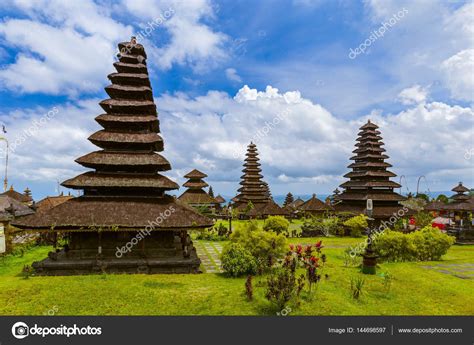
[[0, 100, 100, 182], [0, 0, 228, 95], [441, 49, 474, 101], [122, 0, 228, 72], [398, 85, 428, 105], [225, 68, 242, 83], [1, 85, 472, 197], [0, 0, 132, 95]]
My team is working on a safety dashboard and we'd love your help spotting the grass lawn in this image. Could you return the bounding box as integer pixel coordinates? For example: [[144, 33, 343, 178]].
[[1, 237, 473, 316]]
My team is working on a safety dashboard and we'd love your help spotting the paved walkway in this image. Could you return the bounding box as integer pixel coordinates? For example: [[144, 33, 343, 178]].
[[421, 263, 474, 279], [194, 241, 224, 273]]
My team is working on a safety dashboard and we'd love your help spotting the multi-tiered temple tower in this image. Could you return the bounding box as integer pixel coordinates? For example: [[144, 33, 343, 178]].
[[13, 39, 213, 275], [234, 142, 286, 217], [234, 143, 270, 209], [178, 169, 217, 208], [335, 120, 406, 220]]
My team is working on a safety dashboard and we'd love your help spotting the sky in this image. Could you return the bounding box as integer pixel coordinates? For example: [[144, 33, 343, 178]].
[[0, 0, 473, 200]]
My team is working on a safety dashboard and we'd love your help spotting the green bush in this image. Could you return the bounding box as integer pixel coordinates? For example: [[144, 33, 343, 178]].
[[414, 212, 434, 229], [230, 221, 287, 272], [221, 243, 257, 277], [263, 216, 290, 235], [410, 226, 455, 261], [343, 214, 368, 237], [301, 216, 341, 237], [374, 226, 455, 262]]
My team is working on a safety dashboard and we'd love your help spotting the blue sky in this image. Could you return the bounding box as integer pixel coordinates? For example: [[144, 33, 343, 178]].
[[0, 0, 473, 200]]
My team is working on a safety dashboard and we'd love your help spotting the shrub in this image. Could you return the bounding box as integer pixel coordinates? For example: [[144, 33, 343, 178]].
[[263, 216, 290, 235], [343, 214, 368, 237], [414, 212, 434, 229], [301, 216, 342, 237], [350, 276, 365, 300], [221, 243, 257, 277], [373, 226, 455, 262], [230, 222, 287, 272], [287, 241, 326, 293], [410, 226, 455, 261], [196, 226, 228, 241], [265, 267, 297, 310]]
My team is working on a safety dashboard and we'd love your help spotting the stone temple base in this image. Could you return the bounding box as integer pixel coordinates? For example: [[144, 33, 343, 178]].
[[31, 231, 201, 275]]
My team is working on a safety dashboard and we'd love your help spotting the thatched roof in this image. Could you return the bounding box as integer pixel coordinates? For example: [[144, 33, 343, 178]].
[[288, 198, 305, 209], [334, 204, 413, 218], [62, 172, 178, 190], [178, 189, 217, 205], [36, 194, 74, 213], [214, 195, 226, 204], [76, 151, 171, 171], [247, 199, 289, 217], [452, 182, 469, 193], [300, 194, 334, 212], [184, 169, 207, 179], [178, 169, 215, 205], [12, 196, 213, 230], [0, 196, 35, 221], [424, 200, 446, 211], [0, 186, 32, 204]]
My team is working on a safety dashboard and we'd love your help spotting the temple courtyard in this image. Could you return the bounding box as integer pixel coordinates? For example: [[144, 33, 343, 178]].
[[1, 234, 472, 316]]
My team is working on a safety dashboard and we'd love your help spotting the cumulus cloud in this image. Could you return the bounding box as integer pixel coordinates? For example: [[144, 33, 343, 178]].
[[1, 85, 472, 197], [0, 0, 228, 95], [0, 0, 133, 95], [441, 49, 474, 101], [398, 85, 428, 105], [122, 0, 228, 72]]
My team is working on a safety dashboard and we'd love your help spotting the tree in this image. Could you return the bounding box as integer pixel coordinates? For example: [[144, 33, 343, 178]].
[[283, 192, 294, 207], [416, 193, 430, 203], [244, 201, 254, 213], [208, 186, 215, 198], [436, 194, 448, 204], [263, 216, 290, 234]]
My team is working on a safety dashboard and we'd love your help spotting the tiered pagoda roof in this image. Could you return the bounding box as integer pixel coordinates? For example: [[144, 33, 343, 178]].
[[444, 182, 474, 212], [234, 142, 287, 217], [234, 142, 270, 207], [335, 120, 406, 218], [215, 195, 226, 204], [13, 39, 212, 231], [178, 169, 217, 205], [450, 182, 470, 202], [283, 192, 294, 208]]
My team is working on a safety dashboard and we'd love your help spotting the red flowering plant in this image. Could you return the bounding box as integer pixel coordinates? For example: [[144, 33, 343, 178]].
[[286, 240, 326, 293]]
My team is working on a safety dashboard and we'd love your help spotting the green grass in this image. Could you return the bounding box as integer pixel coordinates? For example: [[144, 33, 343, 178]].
[[0, 239, 473, 316]]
